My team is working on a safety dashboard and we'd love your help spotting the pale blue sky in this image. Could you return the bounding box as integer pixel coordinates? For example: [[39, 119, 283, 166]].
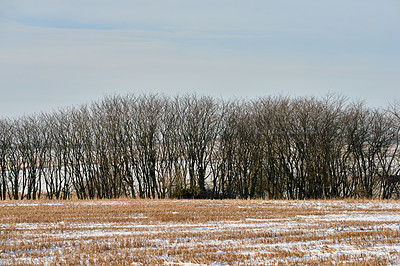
[[1, 0, 399, 117]]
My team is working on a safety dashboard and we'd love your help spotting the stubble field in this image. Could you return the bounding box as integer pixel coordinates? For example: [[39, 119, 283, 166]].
[[1, 199, 400, 265]]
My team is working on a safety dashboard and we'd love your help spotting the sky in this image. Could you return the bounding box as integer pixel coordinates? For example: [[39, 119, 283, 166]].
[[1, 0, 399, 118]]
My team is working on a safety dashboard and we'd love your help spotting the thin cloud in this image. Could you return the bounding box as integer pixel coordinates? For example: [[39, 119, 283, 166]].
[[0, 0, 399, 117]]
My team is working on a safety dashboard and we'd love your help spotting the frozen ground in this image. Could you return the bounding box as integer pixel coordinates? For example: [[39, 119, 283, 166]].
[[1, 200, 400, 265]]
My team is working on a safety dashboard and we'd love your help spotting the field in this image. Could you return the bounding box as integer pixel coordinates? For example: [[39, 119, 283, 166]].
[[1, 199, 400, 265]]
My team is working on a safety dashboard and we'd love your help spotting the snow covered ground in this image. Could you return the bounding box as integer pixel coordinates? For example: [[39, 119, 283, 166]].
[[1, 200, 400, 265]]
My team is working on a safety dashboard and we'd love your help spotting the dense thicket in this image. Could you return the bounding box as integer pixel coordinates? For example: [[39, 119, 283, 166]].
[[1, 94, 399, 200]]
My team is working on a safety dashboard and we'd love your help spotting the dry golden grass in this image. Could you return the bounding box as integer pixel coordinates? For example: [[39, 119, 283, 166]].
[[1, 199, 400, 265]]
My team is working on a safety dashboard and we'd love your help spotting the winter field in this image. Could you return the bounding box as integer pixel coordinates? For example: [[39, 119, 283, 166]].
[[1, 200, 400, 265]]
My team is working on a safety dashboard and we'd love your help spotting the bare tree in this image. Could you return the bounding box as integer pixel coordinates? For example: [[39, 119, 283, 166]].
[[0, 119, 12, 199], [177, 95, 222, 198], [1, 93, 400, 200]]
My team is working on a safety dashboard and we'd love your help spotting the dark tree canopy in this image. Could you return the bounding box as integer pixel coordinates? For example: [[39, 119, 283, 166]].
[[0, 94, 399, 200]]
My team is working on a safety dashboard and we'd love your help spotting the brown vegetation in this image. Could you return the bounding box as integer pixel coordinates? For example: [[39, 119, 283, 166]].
[[1, 199, 400, 265]]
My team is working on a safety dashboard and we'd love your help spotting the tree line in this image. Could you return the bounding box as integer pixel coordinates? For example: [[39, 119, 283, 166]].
[[0, 94, 399, 200]]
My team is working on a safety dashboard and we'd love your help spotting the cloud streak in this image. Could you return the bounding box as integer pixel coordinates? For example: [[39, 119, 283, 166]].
[[1, 0, 399, 117]]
